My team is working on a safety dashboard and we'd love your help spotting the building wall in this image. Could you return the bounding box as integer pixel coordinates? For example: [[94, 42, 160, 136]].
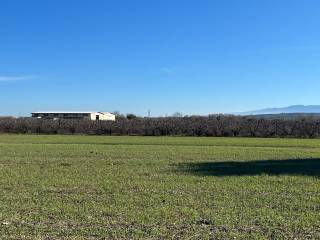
[[90, 112, 116, 121]]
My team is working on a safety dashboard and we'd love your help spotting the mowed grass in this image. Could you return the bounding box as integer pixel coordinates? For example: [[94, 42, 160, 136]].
[[0, 135, 319, 239]]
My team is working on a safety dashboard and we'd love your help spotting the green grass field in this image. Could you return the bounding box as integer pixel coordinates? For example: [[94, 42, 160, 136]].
[[0, 135, 319, 239]]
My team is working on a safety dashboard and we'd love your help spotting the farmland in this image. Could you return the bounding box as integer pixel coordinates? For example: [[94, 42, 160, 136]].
[[0, 135, 319, 239]]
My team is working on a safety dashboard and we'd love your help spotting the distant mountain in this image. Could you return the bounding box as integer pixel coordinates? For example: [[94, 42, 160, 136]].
[[239, 105, 320, 115]]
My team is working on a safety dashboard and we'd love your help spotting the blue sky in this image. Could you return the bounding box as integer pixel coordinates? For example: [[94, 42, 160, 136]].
[[1, 0, 320, 116]]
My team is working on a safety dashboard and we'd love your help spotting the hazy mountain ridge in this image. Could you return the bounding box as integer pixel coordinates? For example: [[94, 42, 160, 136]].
[[240, 105, 320, 115]]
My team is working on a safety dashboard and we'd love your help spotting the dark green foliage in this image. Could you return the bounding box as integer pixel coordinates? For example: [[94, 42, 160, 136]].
[[126, 113, 137, 120]]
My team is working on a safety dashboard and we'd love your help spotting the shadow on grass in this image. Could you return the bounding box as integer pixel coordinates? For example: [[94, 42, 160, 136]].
[[179, 159, 320, 177]]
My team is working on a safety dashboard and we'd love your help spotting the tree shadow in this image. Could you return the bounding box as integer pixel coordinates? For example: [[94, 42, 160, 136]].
[[179, 159, 320, 177]]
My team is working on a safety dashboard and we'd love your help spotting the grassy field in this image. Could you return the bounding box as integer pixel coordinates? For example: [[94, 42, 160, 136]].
[[0, 135, 319, 239]]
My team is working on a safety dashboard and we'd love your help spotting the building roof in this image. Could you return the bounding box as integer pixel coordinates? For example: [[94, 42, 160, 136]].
[[32, 111, 114, 115]]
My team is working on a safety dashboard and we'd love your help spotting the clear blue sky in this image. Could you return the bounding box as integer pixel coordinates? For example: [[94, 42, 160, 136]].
[[1, 0, 320, 116]]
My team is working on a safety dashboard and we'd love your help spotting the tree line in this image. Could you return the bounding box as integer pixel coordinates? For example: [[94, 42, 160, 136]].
[[1, 115, 320, 138]]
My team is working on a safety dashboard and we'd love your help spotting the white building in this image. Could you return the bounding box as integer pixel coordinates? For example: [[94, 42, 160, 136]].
[[31, 111, 116, 121]]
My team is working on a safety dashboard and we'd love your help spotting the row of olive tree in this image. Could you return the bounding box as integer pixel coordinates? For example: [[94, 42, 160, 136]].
[[1, 116, 320, 138]]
